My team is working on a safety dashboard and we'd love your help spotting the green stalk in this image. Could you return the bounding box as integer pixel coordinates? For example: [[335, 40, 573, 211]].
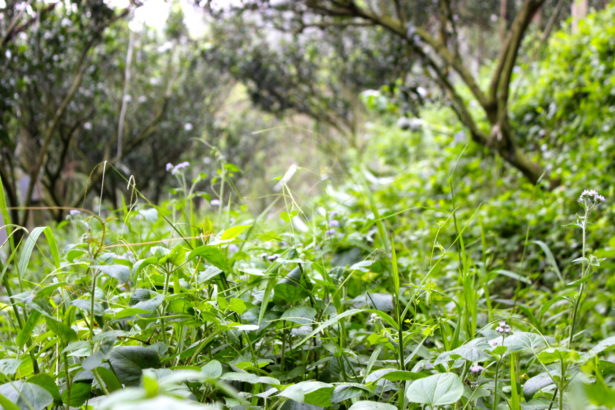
[[568, 207, 588, 346], [89, 268, 98, 341], [64, 352, 71, 410]]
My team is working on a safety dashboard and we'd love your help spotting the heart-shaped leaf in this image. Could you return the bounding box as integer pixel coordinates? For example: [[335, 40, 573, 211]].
[[405, 373, 464, 406]]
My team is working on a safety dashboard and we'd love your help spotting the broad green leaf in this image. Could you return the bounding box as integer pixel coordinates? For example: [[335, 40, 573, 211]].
[[0, 359, 22, 377], [220, 372, 279, 385], [0, 392, 19, 410], [379, 370, 424, 382], [220, 225, 251, 241], [201, 360, 222, 379], [365, 368, 398, 384], [331, 383, 369, 403], [142, 373, 158, 398], [188, 245, 230, 272], [273, 266, 311, 304], [351, 293, 394, 312], [538, 348, 581, 364], [585, 380, 615, 408], [94, 367, 122, 392], [28, 373, 61, 404], [589, 335, 615, 357], [92, 265, 131, 282], [349, 401, 397, 410], [405, 373, 464, 406], [281, 306, 316, 325], [109, 346, 161, 387], [157, 370, 209, 385], [436, 337, 491, 364], [279, 381, 334, 407], [523, 373, 554, 399], [62, 381, 90, 407], [44, 317, 77, 345], [0, 380, 54, 410], [502, 332, 549, 353], [228, 298, 247, 315], [99, 394, 220, 410]]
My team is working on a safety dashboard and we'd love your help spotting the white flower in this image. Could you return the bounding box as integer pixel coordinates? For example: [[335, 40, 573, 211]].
[[171, 161, 190, 175], [578, 189, 606, 204], [184, 123, 193, 131]]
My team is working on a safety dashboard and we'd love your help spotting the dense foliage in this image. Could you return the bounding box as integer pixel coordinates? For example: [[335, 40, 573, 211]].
[[0, 2, 614, 410]]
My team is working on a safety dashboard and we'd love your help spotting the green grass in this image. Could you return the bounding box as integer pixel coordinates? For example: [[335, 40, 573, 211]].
[[0, 160, 613, 410]]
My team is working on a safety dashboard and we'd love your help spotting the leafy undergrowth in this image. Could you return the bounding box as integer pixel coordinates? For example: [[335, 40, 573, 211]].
[[0, 168, 614, 410]]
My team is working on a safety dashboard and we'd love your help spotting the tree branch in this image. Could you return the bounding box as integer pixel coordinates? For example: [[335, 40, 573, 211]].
[[332, 2, 491, 111], [1, 3, 60, 49], [488, 0, 546, 106]]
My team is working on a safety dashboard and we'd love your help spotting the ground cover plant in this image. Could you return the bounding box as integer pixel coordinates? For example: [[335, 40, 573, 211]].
[[0, 151, 614, 409], [1, 2, 615, 410]]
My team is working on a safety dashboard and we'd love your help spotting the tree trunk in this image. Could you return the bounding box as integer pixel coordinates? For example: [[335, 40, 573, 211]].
[[500, 0, 508, 42]]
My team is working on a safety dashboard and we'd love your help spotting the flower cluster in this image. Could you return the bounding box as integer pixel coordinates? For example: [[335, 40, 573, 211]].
[[495, 321, 512, 335], [469, 364, 484, 374], [260, 253, 279, 262], [578, 189, 606, 204], [166, 161, 190, 175], [326, 211, 341, 236]]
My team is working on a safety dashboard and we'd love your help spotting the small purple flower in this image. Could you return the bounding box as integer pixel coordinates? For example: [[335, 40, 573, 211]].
[[330, 211, 338, 218], [171, 161, 190, 175], [259, 253, 268, 260], [228, 244, 239, 254], [69, 209, 81, 216], [326, 229, 337, 235], [578, 189, 606, 204], [454, 130, 466, 143], [329, 220, 340, 228], [210, 199, 221, 206], [470, 364, 484, 374], [166, 163, 173, 172], [496, 320, 512, 335], [267, 254, 279, 262]]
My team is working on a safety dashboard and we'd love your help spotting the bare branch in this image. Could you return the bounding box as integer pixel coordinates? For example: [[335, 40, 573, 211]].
[[1, 3, 59, 49], [488, 0, 546, 106]]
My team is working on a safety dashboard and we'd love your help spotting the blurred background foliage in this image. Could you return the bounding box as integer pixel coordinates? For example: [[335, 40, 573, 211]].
[[0, 0, 613, 253]]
